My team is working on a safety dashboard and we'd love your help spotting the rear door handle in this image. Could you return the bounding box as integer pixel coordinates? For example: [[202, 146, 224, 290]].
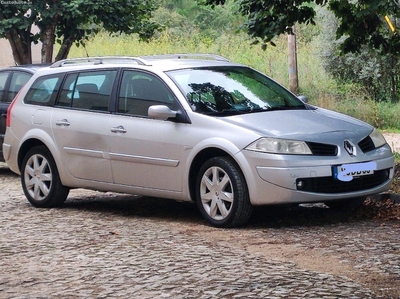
[[56, 119, 70, 126], [111, 125, 127, 134]]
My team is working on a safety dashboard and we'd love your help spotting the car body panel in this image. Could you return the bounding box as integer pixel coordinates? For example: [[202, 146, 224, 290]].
[[108, 114, 187, 191], [50, 108, 113, 182], [221, 108, 371, 140]]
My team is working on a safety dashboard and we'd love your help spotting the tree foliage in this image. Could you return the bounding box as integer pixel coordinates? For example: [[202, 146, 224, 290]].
[[0, 0, 159, 65], [157, 0, 242, 39], [202, 0, 400, 56], [319, 7, 400, 102]]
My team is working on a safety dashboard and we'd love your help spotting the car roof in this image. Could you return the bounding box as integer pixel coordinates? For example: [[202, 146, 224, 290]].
[[0, 63, 52, 73], [45, 55, 243, 73]]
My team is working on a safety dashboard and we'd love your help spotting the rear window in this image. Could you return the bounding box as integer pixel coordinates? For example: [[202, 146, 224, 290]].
[[24, 74, 63, 106]]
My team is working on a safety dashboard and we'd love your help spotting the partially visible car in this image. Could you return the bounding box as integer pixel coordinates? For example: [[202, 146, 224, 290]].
[[0, 64, 49, 161]]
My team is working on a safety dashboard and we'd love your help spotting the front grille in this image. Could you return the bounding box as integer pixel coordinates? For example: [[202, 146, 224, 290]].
[[296, 169, 390, 193], [307, 142, 338, 156], [358, 136, 375, 153]]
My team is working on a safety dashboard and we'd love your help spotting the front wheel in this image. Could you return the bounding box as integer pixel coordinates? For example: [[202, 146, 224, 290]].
[[21, 146, 69, 208], [196, 156, 253, 227]]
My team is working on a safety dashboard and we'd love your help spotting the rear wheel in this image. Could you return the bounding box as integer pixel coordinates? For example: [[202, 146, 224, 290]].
[[21, 146, 69, 208], [196, 156, 253, 227]]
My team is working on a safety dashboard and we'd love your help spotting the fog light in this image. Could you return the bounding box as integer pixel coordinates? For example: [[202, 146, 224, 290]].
[[296, 179, 305, 190]]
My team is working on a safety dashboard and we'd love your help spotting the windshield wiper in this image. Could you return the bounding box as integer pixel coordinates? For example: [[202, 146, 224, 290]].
[[203, 105, 306, 116], [263, 105, 306, 111]]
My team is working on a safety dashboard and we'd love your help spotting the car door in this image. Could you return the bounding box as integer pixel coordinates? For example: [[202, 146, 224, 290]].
[[108, 70, 187, 192], [51, 70, 117, 182]]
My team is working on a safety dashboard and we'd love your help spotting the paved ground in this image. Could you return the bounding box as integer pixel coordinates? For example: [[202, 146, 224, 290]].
[[0, 162, 399, 299]]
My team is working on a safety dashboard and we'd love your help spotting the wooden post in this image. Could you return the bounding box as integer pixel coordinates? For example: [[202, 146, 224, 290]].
[[288, 25, 298, 94]]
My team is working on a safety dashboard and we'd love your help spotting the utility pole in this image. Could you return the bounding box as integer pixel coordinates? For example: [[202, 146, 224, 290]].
[[288, 25, 298, 94]]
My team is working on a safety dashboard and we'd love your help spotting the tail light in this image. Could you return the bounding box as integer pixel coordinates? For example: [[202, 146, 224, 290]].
[[6, 89, 22, 128]]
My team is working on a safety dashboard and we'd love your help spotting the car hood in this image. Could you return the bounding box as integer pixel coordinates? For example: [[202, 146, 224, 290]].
[[220, 107, 373, 143]]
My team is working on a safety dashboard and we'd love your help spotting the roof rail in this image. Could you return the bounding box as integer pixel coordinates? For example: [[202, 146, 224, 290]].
[[140, 54, 230, 62], [50, 56, 148, 68]]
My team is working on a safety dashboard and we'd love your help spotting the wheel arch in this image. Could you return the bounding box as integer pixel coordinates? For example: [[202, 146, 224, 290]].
[[188, 146, 246, 203], [17, 138, 47, 172], [16, 131, 69, 186]]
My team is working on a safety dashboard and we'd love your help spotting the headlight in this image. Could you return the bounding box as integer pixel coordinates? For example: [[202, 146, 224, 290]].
[[246, 137, 312, 155], [369, 128, 386, 148]]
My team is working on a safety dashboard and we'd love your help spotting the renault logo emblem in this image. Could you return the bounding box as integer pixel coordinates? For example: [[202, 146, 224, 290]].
[[344, 140, 356, 156]]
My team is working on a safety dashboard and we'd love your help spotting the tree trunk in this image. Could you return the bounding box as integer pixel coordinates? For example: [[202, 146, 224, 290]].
[[41, 21, 57, 63], [391, 56, 397, 103], [0, 12, 32, 65], [55, 32, 78, 61], [7, 29, 32, 65], [288, 25, 299, 94]]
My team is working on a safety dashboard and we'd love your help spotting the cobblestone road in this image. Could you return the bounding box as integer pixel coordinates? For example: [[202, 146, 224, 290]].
[[0, 162, 399, 299]]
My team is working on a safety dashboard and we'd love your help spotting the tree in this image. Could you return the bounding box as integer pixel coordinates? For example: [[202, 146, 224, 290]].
[[319, 7, 400, 102], [202, 0, 400, 56], [0, 0, 159, 65]]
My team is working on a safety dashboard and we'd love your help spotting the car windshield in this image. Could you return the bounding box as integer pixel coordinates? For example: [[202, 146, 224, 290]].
[[167, 66, 306, 116]]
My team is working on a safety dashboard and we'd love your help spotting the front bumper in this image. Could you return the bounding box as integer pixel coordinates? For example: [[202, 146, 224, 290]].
[[240, 147, 395, 205]]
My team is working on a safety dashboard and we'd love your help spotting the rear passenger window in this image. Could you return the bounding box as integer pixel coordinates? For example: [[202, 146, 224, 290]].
[[57, 70, 117, 111], [24, 74, 63, 106]]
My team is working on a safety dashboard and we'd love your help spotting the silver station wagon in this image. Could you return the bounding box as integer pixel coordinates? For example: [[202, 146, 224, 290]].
[[3, 55, 395, 227]]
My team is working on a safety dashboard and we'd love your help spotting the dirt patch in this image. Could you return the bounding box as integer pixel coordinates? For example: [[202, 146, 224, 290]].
[[383, 132, 400, 153]]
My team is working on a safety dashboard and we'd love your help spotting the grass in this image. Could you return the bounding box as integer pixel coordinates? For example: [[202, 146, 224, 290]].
[[67, 31, 400, 130]]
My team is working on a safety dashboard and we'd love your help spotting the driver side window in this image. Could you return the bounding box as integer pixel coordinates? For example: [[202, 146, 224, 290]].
[[118, 71, 175, 116]]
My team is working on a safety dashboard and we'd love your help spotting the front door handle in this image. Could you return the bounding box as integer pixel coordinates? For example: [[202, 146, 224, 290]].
[[56, 119, 70, 126], [111, 125, 127, 134]]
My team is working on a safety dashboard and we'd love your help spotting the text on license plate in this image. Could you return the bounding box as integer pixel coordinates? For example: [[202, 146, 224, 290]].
[[333, 161, 377, 182]]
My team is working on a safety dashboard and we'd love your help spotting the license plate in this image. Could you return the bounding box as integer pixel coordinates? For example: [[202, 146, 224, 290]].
[[333, 161, 376, 181]]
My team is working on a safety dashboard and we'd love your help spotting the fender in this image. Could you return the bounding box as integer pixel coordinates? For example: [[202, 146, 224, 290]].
[[18, 128, 75, 186], [182, 137, 257, 202]]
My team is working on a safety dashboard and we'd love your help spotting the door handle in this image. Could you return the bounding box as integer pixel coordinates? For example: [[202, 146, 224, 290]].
[[56, 119, 70, 126], [111, 125, 127, 134]]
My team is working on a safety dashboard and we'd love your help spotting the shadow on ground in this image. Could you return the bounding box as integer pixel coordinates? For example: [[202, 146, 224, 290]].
[[62, 193, 366, 229]]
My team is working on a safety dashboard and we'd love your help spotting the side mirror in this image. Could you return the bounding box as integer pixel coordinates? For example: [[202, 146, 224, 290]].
[[298, 95, 308, 103], [148, 105, 177, 121]]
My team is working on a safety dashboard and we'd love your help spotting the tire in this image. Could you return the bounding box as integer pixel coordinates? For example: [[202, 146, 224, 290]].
[[324, 196, 366, 210], [196, 156, 253, 227], [21, 146, 69, 208]]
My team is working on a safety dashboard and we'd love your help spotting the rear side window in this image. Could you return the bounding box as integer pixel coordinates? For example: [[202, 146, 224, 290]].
[[8, 72, 32, 102], [24, 74, 63, 106], [0, 72, 10, 102], [7, 72, 32, 102], [57, 70, 117, 111]]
